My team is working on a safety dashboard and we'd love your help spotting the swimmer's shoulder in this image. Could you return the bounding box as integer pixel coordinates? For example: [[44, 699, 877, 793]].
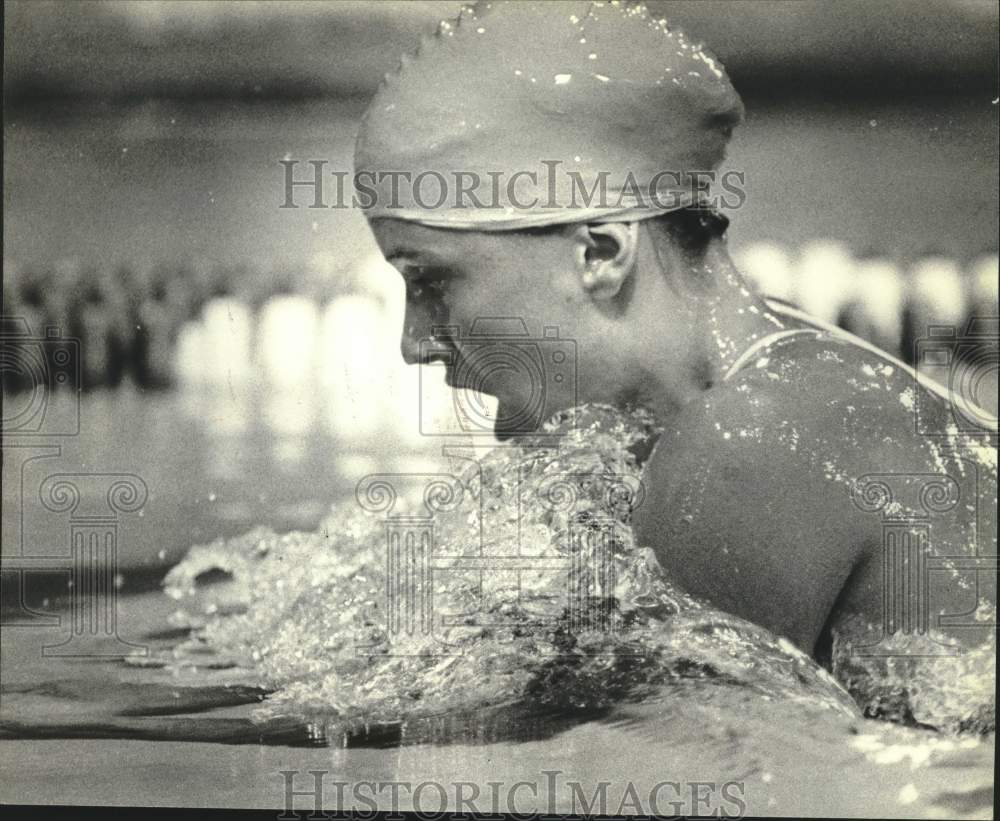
[[656, 333, 913, 462], [636, 334, 995, 651], [639, 342, 869, 535], [640, 332, 970, 522], [790, 333, 993, 470], [636, 348, 878, 651], [717, 331, 980, 466]]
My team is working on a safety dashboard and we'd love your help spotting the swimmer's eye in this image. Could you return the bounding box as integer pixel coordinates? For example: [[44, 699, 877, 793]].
[[403, 267, 449, 302]]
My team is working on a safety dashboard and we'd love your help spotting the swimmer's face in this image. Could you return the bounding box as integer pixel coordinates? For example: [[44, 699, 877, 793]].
[[370, 218, 641, 439]]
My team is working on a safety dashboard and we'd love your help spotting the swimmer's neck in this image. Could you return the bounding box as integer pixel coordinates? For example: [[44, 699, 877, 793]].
[[619, 241, 781, 422]]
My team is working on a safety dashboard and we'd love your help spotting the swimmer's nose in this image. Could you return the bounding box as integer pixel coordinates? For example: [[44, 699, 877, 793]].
[[400, 305, 452, 366], [401, 334, 453, 367]]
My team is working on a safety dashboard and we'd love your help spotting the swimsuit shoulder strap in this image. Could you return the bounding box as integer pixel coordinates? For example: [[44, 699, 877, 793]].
[[755, 299, 999, 429], [723, 327, 822, 381]]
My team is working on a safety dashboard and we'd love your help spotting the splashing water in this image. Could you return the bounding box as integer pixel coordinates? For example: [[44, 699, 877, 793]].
[[157, 404, 991, 741], [832, 610, 996, 735]]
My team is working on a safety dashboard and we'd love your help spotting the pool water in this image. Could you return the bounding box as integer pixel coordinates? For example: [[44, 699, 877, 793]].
[[1, 396, 993, 816], [1, 587, 994, 816]]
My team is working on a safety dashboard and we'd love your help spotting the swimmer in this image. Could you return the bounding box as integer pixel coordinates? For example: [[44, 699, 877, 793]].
[[355, 1, 997, 657]]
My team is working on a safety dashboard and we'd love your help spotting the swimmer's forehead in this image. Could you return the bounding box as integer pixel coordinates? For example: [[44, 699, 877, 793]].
[[384, 246, 453, 267], [376, 220, 537, 268], [376, 223, 469, 268]]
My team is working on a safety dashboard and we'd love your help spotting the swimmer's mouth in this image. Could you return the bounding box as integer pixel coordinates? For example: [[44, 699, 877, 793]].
[[444, 363, 489, 393]]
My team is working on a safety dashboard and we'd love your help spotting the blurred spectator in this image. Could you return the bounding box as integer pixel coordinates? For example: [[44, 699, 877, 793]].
[[3, 243, 996, 394], [840, 253, 905, 357]]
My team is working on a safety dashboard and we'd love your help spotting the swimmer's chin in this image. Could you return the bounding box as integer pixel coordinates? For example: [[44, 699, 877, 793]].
[[491, 408, 543, 442], [490, 405, 565, 442], [491, 423, 520, 442]]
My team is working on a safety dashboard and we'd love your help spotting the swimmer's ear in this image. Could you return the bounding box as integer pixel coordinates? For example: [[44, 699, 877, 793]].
[[571, 222, 639, 299]]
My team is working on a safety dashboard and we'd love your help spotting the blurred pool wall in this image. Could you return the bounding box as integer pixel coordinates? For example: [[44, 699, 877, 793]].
[[3, 2, 998, 478]]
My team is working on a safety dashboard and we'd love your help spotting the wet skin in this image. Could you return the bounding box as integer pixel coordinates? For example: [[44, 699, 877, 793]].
[[634, 329, 997, 654], [370, 217, 997, 657]]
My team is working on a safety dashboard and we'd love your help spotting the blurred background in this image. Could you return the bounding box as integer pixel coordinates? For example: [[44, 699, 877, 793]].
[[2, 0, 998, 589]]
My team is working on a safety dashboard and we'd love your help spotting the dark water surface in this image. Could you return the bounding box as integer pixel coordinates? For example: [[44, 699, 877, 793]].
[[2, 386, 443, 579], [1, 589, 994, 816]]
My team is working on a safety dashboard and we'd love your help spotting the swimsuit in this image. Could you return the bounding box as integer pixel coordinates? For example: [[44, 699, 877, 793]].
[[722, 325, 822, 381], [723, 299, 999, 430]]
